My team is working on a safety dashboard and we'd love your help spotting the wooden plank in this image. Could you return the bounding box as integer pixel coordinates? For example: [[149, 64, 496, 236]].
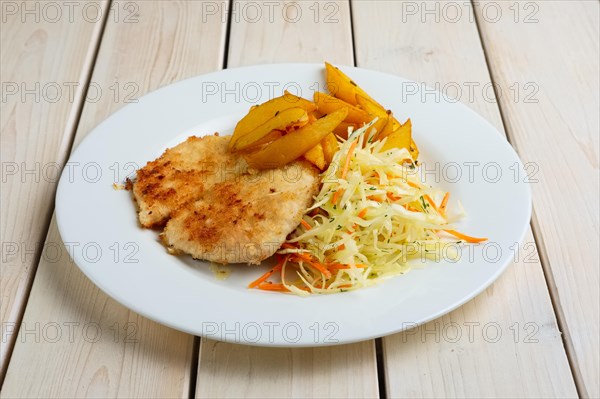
[[352, 1, 577, 397], [474, 1, 599, 397], [195, 2, 379, 398], [0, 0, 108, 381], [1, 1, 228, 397], [197, 341, 377, 398], [226, 0, 353, 66]]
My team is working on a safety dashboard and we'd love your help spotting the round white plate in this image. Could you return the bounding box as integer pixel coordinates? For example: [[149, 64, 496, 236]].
[[56, 63, 531, 347]]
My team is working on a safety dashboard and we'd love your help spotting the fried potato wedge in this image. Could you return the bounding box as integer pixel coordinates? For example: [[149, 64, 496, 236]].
[[356, 94, 386, 118], [314, 91, 370, 125], [236, 130, 283, 153], [356, 94, 391, 140], [377, 111, 395, 140], [369, 114, 389, 141], [244, 108, 348, 169], [321, 133, 339, 164], [283, 90, 317, 109], [304, 143, 326, 170], [230, 107, 308, 152], [325, 62, 380, 106], [230, 92, 316, 150], [381, 118, 412, 153], [357, 94, 407, 141], [333, 121, 358, 139], [308, 110, 320, 123], [390, 119, 402, 137], [409, 138, 419, 160], [326, 62, 420, 161]]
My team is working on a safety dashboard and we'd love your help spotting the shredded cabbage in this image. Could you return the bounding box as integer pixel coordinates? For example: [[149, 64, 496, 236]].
[[277, 121, 466, 295]]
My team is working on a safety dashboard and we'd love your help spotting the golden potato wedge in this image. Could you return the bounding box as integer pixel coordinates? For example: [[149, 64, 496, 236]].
[[283, 90, 318, 111], [385, 114, 407, 143], [356, 94, 406, 141], [321, 133, 339, 164], [356, 94, 386, 118], [236, 130, 283, 153], [325, 62, 380, 106], [308, 110, 321, 124], [230, 92, 316, 150], [325, 63, 420, 160], [332, 121, 357, 139], [244, 108, 348, 169], [409, 138, 419, 160], [381, 118, 412, 153], [391, 118, 402, 133], [368, 114, 389, 142], [376, 114, 395, 141], [314, 92, 371, 125], [355, 94, 390, 139], [304, 143, 326, 170], [230, 108, 308, 152]]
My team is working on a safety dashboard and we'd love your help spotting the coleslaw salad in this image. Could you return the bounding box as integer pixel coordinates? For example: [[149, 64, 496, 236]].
[[249, 121, 487, 295]]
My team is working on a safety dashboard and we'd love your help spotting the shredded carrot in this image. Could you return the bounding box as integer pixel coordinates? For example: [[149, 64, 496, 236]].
[[341, 140, 358, 180], [309, 260, 332, 278], [403, 204, 421, 212], [424, 194, 442, 215], [387, 192, 402, 201], [289, 253, 332, 279], [407, 181, 420, 189], [367, 195, 384, 202], [357, 208, 368, 219], [337, 284, 353, 289], [338, 244, 346, 250], [300, 253, 314, 262], [257, 283, 289, 292], [331, 188, 344, 205], [248, 262, 283, 288], [290, 252, 311, 263], [439, 192, 450, 217], [300, 219, 312, 230], [443, 229, 488, 243], [329, 263, 367, 270], [248, 273, 271, 289]]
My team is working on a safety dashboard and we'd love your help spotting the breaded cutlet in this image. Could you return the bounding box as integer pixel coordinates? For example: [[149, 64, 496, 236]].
[[132, 135, 246, 228], [132, 134, 320, 264], [161, 161, 319, 264]]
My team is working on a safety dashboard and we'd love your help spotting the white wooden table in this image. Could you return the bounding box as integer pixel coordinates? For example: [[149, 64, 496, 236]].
[[1, 1, 598, 397]]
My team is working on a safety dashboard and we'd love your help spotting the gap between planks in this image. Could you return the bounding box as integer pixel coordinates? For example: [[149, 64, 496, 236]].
[[374, 338, 388, 399], [221, 0, 234, 70], [188, 337, 201, 399]]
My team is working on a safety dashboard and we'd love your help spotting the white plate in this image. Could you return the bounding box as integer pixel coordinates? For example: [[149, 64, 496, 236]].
[[56, 63, 531, 347]]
